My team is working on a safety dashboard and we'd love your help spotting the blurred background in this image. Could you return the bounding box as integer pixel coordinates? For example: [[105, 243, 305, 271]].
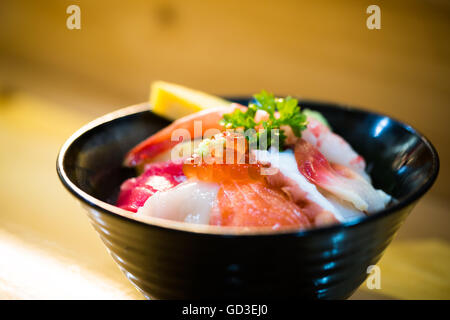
[[0, 0, 448, 299]]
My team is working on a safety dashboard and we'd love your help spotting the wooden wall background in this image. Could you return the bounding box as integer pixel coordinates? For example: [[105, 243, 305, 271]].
[[0, 0, 449, 197]]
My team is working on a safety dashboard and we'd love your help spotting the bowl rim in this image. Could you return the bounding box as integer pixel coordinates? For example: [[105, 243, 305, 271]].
[[56, 100, 440, 236]]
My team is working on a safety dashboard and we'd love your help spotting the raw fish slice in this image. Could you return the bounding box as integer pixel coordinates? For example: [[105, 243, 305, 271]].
[[325, 194, 366, 222], [302, 117, 368, 179], [294, 139, 391, 213], [116, 185, 155, 213], [138, 181, 220, 224], [117, 160, 186, 212], [254, 149, 364, 225], [210, 181, 311, 229]]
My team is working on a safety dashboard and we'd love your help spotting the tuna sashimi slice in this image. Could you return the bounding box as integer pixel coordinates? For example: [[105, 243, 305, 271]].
[[116, 160, 186, 212]]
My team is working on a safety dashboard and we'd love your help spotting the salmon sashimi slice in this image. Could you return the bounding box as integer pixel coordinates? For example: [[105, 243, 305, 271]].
[[210, 181, 311, 229], [117, 160, 186, 212], [294, 139, 391, 213]]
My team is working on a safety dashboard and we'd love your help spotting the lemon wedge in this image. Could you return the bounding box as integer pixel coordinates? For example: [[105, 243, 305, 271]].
[[149, 81, 232, 120]]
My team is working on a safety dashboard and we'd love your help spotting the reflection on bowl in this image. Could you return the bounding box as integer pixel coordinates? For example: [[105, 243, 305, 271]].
[[57, 98, 439, 299]]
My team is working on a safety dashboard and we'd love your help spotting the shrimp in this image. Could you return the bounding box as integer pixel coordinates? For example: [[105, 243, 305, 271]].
[[294, 139, 391, 213], [124, 103, 245, 167]]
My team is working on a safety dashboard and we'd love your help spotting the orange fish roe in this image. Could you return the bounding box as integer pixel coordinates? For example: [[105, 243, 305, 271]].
[[183, 132, 265, 183], [183, 132, 310, 228]]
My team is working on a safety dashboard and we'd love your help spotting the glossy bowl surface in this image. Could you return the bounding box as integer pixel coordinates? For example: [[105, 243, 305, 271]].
[[57, 98, 439, 299]]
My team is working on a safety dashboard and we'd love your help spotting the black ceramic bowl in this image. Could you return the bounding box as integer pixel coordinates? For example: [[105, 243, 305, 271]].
[[57, 98, 439, 299]]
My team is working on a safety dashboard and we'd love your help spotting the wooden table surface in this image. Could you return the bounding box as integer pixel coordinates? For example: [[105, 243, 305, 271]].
[[0, 92, 448, 300]]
